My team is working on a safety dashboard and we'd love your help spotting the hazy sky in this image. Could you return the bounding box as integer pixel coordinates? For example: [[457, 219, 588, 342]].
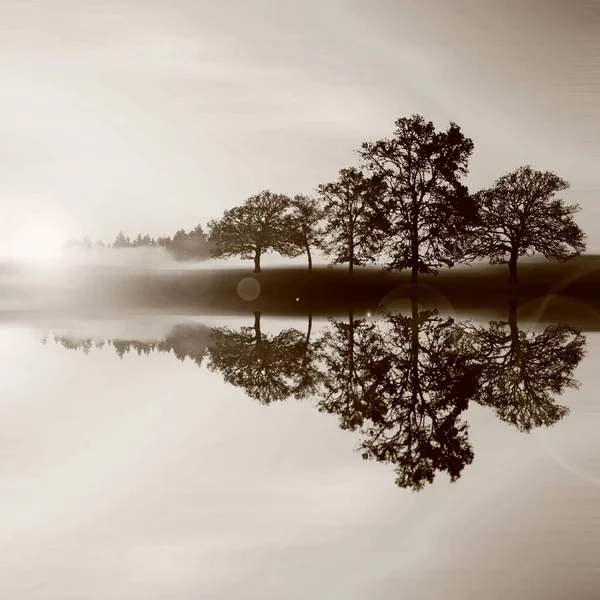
[[1, 0, 599, 256]]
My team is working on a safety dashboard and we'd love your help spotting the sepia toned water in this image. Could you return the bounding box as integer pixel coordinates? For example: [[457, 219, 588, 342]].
[[1, 295, 599, 600]]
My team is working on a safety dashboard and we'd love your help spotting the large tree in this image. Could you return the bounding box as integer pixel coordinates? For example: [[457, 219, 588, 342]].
[[318, 167, 385, 275], [289, 195, 325, 274], [208, 190, 300, 273], [358, 114, 476, 283], [466, 166, 586, 283]]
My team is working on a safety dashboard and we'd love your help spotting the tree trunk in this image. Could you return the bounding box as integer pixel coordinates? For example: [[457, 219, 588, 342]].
[[411, 218, 419, 284], [349, 308, 354, 375], [306, 243, 312, 274], [253, 248, 262, 273], [508, 299, 521, 360], [349, 217, 355, 276], [410, 293, 419, 404], [303, 310, 313, 368], [508, 252, 518, 283], [411, 262, 418, 284], [253, 311, 262, 339]]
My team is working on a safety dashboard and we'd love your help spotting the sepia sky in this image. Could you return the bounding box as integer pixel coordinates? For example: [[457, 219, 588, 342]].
[[0, 0, 599, 257]]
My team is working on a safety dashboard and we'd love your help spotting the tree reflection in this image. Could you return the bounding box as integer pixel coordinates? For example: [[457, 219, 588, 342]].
[[319, 300, 479, 490], [463, 299, 586, 433], [207, 311, 319, 404], [48, 324, 212, 365], [44, 297, 586, 491]]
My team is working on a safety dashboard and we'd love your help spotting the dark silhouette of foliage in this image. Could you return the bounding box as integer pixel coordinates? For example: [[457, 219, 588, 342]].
[[207, 190, 301, 273], [207, 311, 308, 403], [358, 114, 476, 283], [462, 300, 586, 432], [288, 195, 325, 273], [318, 167, 385, 275], [465, 166, 587, 283], [319, 300, 479, 490], [48, 324, 212, 365], [318, 310, 392, 428], [67, 225, 209, 260], [43, 299, 585, 490]]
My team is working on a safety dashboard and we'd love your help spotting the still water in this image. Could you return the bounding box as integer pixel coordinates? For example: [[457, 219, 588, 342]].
[[1, 299, 599, 599]]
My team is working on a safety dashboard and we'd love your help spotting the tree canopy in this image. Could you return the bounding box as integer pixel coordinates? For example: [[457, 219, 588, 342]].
[[208, 190, 300, 273], [466, 166, 586, 282], [318, 167, 385, 274], [462, 300, 586, 432], [289, 195, 325, 273], [358, 114, 476, 282]]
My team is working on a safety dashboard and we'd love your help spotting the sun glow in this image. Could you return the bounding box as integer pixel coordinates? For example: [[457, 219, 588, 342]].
[[8, 223, 67, 262]]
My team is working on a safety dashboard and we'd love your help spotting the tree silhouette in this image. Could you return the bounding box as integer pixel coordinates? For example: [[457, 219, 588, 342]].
[[168, 225, 210, 260], [290, 310, 326, 400], [462, 300, 586, 432], [207, 311, 308, 403], [289, 195, 325, 274], [466, 166, 587, 283], [113, 230, 131, 248], [208, 191, 300, 273], [318, 167, 385, 275], [132, 233, 145, 247], [358, 114, 476, 283], [319, 300, 480, 490], [48, 324, 212, 365], [318, 310, 392, 428]]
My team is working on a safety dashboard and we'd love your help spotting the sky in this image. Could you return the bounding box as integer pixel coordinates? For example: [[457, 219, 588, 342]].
[[0, 0, 599, 258]]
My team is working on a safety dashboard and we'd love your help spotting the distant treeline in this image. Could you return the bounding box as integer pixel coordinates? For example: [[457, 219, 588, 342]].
[[68, 114, 587, 282], [64, 224, 211, 261]]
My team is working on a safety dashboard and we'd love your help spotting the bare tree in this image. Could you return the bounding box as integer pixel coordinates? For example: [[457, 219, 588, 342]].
[[466, 166, 586, 283]]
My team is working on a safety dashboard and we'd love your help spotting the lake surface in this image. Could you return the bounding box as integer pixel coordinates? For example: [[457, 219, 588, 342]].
[[1, 285, 600, 599]]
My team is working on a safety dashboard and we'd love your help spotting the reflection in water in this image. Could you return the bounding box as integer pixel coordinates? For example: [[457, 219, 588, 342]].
[[208, 311, 317, 404], [319, 304, 478, 490], [465, 300, 586, 433], [46, 298, 586, 491]]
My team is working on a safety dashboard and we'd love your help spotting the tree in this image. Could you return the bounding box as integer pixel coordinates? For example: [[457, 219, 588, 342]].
[[289, 195, 325, 273], [318, 301, 479, 491], [49, 324, 212, 365], [358, 114, 476, 283], [208, 190, 300, 273], [318, 168, 385, 275], [318, 310, 392, 428], [132, 233, 145, 247], [113, 230, 131, 248], [466, 166, 587, 283], [207, 311, 307, 403], [156, 235, 172, 248], [462, 300, 586, 432]]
